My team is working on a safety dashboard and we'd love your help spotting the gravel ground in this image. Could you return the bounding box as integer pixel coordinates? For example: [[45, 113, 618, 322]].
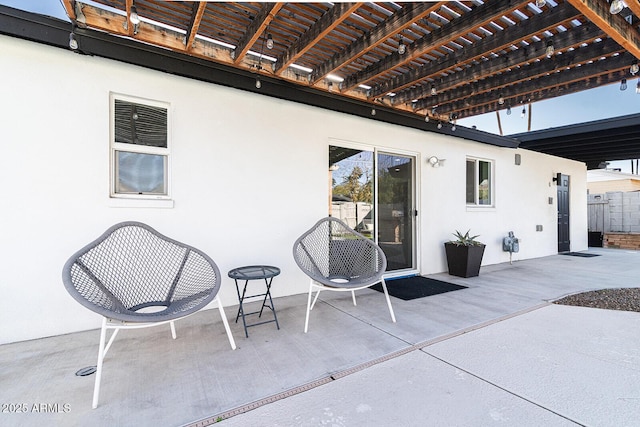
[[554, 288, 640, 313]]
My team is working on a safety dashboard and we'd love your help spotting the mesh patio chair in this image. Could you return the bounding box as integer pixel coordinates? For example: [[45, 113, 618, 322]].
[[62, 221, 236, 408], [293, 217, 396, 333]]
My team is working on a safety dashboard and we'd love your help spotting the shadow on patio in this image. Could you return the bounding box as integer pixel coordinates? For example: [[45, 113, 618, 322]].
[[2, 247, 639, 426]]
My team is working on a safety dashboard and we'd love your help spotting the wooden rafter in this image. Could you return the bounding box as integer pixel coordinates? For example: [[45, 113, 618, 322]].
[[567, 0, 640, 59], [274, 2, 362, 76], [375, 3, 584, 100], [185, 2, 207, 51], [442, 54, 630, 118], [418, 38, 623, 113], [412, 25, 609, 111], [232, 3, 284, 64], [125, 0, 134, 37], [61, 0, 76, 21], [310, 2, 441, 84], [341, 0, 525, 91]]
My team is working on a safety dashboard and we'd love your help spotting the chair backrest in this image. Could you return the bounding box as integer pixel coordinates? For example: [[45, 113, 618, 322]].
[[62, 221, 220, 322], [292, 217, 387, 288]]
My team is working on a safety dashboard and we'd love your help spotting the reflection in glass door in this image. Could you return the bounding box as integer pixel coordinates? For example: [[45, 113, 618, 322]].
[[329, 145, 416, 273], [377, 153, 415, 271], [329, 146, 374, 237]]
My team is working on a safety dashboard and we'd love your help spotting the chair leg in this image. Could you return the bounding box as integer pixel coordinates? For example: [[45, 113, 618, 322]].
[[170, 321, 177, 339], [216, 297, 236, 350], [304, 281, 314, 333], [380, 278, 396, 323], [92, 318, 108, 409], [309, 284, 322, 311], [351, 290, 357, 306]]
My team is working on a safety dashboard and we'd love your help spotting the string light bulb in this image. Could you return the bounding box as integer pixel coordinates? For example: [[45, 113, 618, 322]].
[[506, 105, 512, 115], [255, 78, 261, 89], [545, 40, 554, 58], [130, 5, 140, 25], [498, 94, 505, 105], [620, 78, 628, 91], [631, 60, 639, 75], [69, 31, 78, 50], [431, 84, 437, 96], [398, 34, 406, 55], [437, 122, 443, 129], [636, 79, 640, 94], [610, 0, 624, 14], [536, 0, 546, 7], [521, 105, 526, 118], [266, 34, 274, 50]]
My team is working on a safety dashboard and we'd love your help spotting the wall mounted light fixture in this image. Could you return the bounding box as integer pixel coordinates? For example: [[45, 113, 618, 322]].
[[428, 156, 445, 168]]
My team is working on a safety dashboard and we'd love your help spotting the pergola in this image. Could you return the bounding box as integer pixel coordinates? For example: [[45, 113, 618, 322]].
[[3, 1, 640, 162], [57, 0, 640, 122]]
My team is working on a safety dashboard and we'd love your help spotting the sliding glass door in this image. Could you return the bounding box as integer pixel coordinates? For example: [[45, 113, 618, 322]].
[[377, 152, 415, 272], [329, 144, 416, 274]]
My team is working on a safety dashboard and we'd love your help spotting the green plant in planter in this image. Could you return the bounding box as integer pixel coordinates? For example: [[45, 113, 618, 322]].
[[444, 230, 485, 277], [450, 230, 483, 246]]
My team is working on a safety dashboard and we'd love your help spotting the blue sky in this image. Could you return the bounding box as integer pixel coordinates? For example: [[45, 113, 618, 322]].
[[3, 0, 638, 170]]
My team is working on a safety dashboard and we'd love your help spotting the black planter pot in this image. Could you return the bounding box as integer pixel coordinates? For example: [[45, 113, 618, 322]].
[[444, 242, 486, 278]]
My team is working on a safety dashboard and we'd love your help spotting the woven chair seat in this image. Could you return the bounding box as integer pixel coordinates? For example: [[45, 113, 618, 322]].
[[63, 221, 220, 323]]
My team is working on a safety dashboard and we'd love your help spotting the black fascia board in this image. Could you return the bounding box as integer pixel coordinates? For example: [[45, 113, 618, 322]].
[[0, 6, 520, 149]]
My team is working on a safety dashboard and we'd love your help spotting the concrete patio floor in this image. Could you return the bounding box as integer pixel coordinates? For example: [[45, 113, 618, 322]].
[[2, 248, 639, 426]]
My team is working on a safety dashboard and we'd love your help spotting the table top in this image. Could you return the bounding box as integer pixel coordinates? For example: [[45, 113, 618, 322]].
[[228, 265, 280, 280]]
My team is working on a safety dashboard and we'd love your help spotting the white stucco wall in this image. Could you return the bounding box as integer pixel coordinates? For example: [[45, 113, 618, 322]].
[[0, 35, 587, 344]]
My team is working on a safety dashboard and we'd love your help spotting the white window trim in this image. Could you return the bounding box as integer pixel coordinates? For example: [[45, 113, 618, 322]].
[[109, 93, 172, 203], [466, 156, 495, 209]]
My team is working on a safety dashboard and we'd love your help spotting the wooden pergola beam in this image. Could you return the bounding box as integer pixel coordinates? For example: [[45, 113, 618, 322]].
[[412, 25, 610, 111], [567, 0, 640, 59], [274, 3, 362, 76], [341, 0, 523, 92], [185, 2, 207, 51], [232, 3, 284, 64], [419, 38, 622, 113], [310, 2, 441, 84], [376, 3, 583, 100], [441, 55, 629, 118], [61, 0, 76, 21]]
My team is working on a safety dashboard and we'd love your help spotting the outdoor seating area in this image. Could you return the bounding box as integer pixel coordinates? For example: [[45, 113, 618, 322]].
[[3, 247, 640, 426]]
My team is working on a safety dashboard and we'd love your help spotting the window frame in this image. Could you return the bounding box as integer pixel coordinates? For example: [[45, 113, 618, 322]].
[[109, 93, 171, 200], [466, 156, 494, 208]]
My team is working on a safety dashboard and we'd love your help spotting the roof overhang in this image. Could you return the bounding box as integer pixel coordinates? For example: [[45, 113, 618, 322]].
[[512, 113, 640, 169]]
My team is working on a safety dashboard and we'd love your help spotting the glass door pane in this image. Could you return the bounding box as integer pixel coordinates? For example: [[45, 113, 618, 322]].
[[329, 146, 374, 237], [377, 153, 415, 272]]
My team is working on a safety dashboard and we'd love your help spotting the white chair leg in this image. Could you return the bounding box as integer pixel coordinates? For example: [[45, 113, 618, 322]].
[[304, 281, 314, 333], [380, 278, 396, 323], [216, 298, 236, 350], [309, 283, 322, 311], [92, 318, 108, 409], [351, 290, 357, 306], [170, 321, 177, 339]]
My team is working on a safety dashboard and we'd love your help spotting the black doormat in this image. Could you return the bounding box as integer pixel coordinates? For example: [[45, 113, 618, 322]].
[[561, 252, 601, 258], [371, 276, 467, 301]]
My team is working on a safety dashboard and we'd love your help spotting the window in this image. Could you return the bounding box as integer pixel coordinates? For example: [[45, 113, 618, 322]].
[[110, 94, 169, 198], [466, 157, 493, 206]]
